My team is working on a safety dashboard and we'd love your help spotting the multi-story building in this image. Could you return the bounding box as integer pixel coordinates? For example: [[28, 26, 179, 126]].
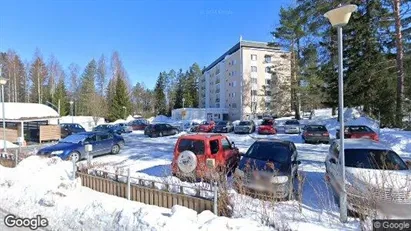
[[199, 39, 291, 121]]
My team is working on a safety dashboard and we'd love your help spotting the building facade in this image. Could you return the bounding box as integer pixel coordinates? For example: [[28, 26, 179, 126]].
[[199, 40, 291, 121]]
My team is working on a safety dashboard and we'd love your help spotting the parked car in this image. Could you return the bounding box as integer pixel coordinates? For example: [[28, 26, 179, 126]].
[[198, 121, 216, 133], [60, 123, 86, 138], [116, 122, 133, 133], [234, 139, 300, 200], [93, 124, 122, 135], [284, 120, 301, 134], [257, 118, 276, 135], [213, 121, 234, 133], [302, 124, 330, 143], [128, 119, 149, 131], [325, 139, 411, 218], [37, 131, 125, 162], [336, 125, 379, 141], [145, 123, 180, 138], [234, 120, 256, 134], [171, 134, 240, 180]]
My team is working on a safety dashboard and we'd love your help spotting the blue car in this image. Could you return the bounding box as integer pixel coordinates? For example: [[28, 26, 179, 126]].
[[93, 124, 123, 135], [37, 131, 125, 162]]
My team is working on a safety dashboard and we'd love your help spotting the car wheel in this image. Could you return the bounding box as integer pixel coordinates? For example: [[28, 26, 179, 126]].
[[69, 152, 81, 162], [111, 144, 120, 154]]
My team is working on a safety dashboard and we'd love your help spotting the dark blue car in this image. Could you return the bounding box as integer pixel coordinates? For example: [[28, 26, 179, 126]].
[[37, 131, 125, 162], [234, 139, 300, 200], [93, 124, 123, 135]]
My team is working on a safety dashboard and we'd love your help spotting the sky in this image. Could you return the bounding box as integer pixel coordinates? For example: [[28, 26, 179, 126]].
[[0, 0, 290, 89]]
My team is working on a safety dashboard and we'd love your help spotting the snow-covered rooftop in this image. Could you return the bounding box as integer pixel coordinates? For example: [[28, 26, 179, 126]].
[[0, 103, 59, 121]]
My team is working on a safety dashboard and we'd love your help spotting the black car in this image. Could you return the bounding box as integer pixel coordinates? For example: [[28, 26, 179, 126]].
[[234, 139, 300, 200], [302, 125, 330, 144], [145, 123, 180, 138], [60, 123, 86, 138], [213, 121, 234, 133]]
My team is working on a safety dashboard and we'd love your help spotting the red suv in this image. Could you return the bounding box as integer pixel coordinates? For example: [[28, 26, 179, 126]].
[[198, 121, 215, 133], [258, 119, 277, 135], [171, 134, 240, 179]]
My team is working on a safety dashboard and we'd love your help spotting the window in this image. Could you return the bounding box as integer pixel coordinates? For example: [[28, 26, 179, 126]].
[[209, 140, 220, 155], [244, 142, 290, 163], [97, 134, 109, 141], [233, 81, 237, 87], [231, 71, 235, 76], [233, 60, 237, 65], [229, 72, 231, 76], [251, 66, 257, 72], [265, 56, 272, 63], [265, 67, 271, 73], [251, 78, 257, 84], [222, 138, 231, 150], [265, 79, 272, 85], [84, 135, 97, 143], [344, 149, 408, 170], [251, 90, 257, 96], [265, 91, 272, 96], [265, 102, 271, 108], [178, 139, 205, 155], [251, 54, 257, 61], [232, 103, 237, 108], [232, 92, 236, 97]]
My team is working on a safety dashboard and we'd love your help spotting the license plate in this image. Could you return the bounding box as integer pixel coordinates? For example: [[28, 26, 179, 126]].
[[314, 134, 321, 136]]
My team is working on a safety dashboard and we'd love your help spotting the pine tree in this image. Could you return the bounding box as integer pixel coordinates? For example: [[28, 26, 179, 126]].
[[53, 74, 69, 116], [108, 76, 132, 120], [174, 69, 185, 109], [154, 72, 167, 115], [78, 59, 97, 115]]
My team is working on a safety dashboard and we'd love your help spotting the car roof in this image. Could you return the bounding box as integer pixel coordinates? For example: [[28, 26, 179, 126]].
[[178, 134, 225, 140], [75, 131, 108, 136], [253, 138, 292, 145], [333, 139, 390, 150]]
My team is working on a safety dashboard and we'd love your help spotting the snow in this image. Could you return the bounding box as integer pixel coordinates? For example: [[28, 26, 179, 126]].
[[59, 116, 105, 131], [0, 103, 59, 120], [126, 115, 135, 121], [0, 140, 19, 149], [0, 156, 275, 231]]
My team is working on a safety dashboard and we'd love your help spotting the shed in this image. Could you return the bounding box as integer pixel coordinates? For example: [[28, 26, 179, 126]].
[[0, 103, 61, 145]]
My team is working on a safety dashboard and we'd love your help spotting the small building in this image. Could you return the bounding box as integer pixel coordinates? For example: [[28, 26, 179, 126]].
[[0, 103, 61, 145], [171, 108, 229, 121]]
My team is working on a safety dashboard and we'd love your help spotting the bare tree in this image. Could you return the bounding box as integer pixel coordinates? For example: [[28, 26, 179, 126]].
[[29, 49, 48, 103], [47, 54, 61, 101], [97, 54, 107, 97]]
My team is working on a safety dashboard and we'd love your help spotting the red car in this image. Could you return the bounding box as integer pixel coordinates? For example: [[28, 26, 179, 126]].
[[198, 121, 215, 133], [171, 134, 240, 179], [129, 119, 148, 131], [336, 125, 379, 141], [258, 119, 277, 135]]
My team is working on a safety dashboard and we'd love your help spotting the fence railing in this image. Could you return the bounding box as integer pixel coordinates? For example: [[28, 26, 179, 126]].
[[76, 168, 217, 214]]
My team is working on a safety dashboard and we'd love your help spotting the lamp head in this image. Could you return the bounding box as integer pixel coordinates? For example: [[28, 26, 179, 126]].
[[324, 4, 357, 27], [0, 77, 8, 86]]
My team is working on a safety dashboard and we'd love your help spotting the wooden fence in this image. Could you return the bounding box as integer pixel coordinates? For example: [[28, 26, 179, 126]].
[[76, 171, 215, 214]]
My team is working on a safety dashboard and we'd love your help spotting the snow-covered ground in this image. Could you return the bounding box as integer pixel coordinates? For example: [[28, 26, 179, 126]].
[[1, 114, 410, 230]]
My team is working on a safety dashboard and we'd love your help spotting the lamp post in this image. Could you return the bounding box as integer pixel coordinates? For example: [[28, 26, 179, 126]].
[[296, 92, 301, 118], [324, 4, 357, 223], [69, 101, 74, 123], [122, 106, 126, 119], [0, 77, 8, 153], [182, 98, 185, 109]]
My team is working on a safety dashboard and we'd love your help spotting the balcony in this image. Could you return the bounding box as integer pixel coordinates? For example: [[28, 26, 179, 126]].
[[216, 79, 220, 84], [216, 89, 220, 93], [216, 98, 220, 103]]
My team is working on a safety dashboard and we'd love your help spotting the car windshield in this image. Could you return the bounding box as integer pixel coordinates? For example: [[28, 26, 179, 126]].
[[244, 142, 290, 163], [239, 121, 251, 125], [201, 121, 210, 125], [306, 125, 327, 131], [348, 126, 372, 132], [178, 139, 205, 155], [60, 134, 89, 144], [97, 125, 109, 129], [345, 149, 408, 170], [261, 120, 273, 126], [285, 120, 299, 125], [217, 121, 227, 125]]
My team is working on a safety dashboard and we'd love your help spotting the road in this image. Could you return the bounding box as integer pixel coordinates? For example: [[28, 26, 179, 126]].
[[0, 208, 48, 231]]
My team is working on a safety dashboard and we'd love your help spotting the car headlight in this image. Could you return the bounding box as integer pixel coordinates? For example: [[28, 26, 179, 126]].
[[51, 150, 64, 155], [270, 176, 289, 184]]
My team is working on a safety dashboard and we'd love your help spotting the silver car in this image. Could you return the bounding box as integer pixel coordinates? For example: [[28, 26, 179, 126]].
[[284, 120, 301, 134], [325, 139, 411, 218], [234, 120, 255, 134]]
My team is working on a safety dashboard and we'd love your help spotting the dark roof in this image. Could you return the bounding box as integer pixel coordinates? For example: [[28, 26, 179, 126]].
[[203, 40, 282, 73], [254, 138, 292, 146]]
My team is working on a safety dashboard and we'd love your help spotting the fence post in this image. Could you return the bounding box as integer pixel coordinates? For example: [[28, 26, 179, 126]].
[[213, 181, 218, 215], [14, 149, 18, 167], [72, 158, 77, 180], [127, 168, 131, 200]]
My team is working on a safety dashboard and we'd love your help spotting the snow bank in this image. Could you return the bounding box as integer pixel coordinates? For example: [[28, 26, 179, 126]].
[[0, 103, 59, 120], [0, 156, 272, 231], [0, 140, 19, 149], [59, 116, 105, 131]]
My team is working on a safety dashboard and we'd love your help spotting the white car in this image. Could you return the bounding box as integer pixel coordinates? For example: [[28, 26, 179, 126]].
[[284, 120, 301, 134], [325, 139, 411, 218]]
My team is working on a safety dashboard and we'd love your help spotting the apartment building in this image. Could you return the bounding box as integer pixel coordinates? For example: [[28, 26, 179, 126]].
[[199, 39, 291, 121]]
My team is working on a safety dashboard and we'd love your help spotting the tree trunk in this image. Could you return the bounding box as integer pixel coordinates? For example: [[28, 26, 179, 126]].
[[394, 0, 405, 127]]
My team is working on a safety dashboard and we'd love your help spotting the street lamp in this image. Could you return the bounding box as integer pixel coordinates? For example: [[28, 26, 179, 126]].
[[69, 101, 74, 123], [122, 106, 126, 119], [324, 4, 357, 223], [0, 76, 8, 153], [296, 92, 301, 118], [182, 98, 185, 108]]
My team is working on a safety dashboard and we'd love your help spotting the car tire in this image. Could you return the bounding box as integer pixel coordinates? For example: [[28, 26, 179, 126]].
[[68, 151, 81, 162], [111, 144, 120, 154]]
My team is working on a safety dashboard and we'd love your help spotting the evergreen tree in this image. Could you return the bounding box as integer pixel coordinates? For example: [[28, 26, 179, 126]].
[[174, 69, 185, 109], [29, 50, 48, 104], [154, 72, 167, 115], [78, 59, 97, 115], [53, 74, 69, 116], [109, 76, 132, 120]]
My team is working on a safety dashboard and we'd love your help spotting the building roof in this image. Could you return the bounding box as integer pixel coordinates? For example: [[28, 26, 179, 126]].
[[0, 103, 60, 121], [203, 40, 283, 73]]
